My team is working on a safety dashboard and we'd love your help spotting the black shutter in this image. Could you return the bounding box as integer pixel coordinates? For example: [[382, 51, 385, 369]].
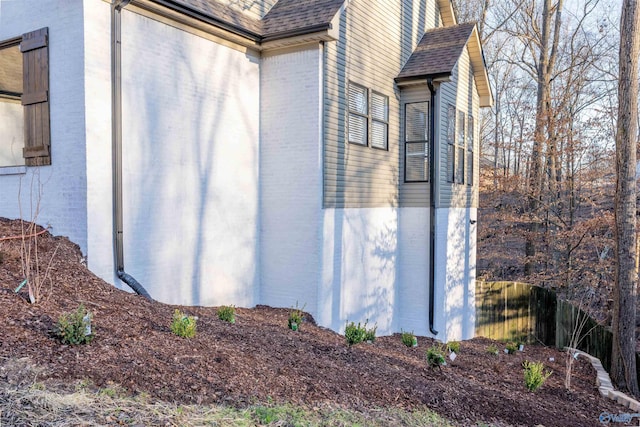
[[21, 27, 50, 166]]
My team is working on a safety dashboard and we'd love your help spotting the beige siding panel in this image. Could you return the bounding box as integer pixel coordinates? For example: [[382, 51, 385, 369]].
[[323, 0, 439, 209], [436, 45, 483, 209]]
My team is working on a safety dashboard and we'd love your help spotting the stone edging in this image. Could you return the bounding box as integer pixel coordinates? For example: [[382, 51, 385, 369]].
[[566, 347, 640, 411]]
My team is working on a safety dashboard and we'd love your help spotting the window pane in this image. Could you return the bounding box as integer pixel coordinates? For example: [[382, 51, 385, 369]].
[[447, 105, 456, 144], [406, 102, 428, 142], [467, 149, 473, 186], [0, 43, 24, 168], [348, 113, 367, 145], [348, 83, 367, 115], [371, 92, 388, 121], [371, 120, 387, 149], [0, 44, 23, 95], [468, 116, 474, 147], [406, 142, 428, 181], [457, 111, 466, 147], [456, 146, 465, 184], [447, 143, 454, 183]]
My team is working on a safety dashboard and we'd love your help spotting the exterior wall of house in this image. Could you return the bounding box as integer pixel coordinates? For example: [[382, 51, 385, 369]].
[[323, 0, 439, 209], [434, 207, 477, 341], [259, 44, 324, 312], [438, 45, 479, 209], [0, 0, 88, 252], [115, 9, 261, 306], [83, 0, 116, 286]]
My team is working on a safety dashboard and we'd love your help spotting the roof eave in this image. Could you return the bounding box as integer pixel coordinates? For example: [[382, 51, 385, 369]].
[[139, 0, 262, 47], [394, 72, 451, 85], [467, 26, 493, 107]]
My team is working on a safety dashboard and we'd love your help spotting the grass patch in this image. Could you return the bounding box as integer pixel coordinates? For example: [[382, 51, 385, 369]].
[[0, 376, 456, 427]]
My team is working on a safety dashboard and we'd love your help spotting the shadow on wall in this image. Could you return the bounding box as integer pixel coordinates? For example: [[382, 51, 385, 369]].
[[443, 207, 475, 340], [120, 12, 259, 307]]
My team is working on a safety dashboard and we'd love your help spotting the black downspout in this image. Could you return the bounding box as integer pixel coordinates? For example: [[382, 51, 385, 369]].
[[427, 78, 438, 336], [111, 0, 152, 300]]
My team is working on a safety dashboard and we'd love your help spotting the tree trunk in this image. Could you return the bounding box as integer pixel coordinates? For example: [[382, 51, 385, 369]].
[[611, 0, 640, 397]]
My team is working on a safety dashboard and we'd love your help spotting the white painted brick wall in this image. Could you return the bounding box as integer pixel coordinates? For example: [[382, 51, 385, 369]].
[[83, 0, 117, 287], [117, 10, 261, 306], [0, 0, 88, 253], [434, 207, 477, 341], [260, 45, 323, 312]]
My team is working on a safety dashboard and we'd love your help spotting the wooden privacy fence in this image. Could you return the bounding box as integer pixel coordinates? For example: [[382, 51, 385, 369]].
[[475, 281, 639, 383]]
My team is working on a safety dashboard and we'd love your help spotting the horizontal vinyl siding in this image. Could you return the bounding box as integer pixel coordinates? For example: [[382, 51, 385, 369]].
[[399, 85, 430, 207], [324, 0, 438, 208], [437, 46, 478, 209]]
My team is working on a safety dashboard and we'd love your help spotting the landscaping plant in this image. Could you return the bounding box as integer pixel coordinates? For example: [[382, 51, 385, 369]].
[[486, 344, 499, 355], [523, 360, 552, 392], [344, 321, 366, 346], [56, 304, 94, 345], [505, 342, 518, 354], [217, 305, 235, 323], [401, 330, 417, 347], [171, 309, 197, 338], [288, 303, 305, 331], [447, 341, 460, 353], [426, 344, 446, 368], [364, 322, 377, 343]]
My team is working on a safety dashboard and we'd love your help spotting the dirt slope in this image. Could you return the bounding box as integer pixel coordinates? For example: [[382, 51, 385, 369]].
[[0, 218, 628, 426]]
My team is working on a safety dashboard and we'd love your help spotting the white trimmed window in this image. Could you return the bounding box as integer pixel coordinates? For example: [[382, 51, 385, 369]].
[[0, 28, 51, 168], [446, 105, 455, 183], [404, 101, 429, 182], [371, 91, 388, 150], [455, 110, 465, 184], [347, 82, 389, 150], [467, 115, 474, 186], [348, 82, 368, 146]]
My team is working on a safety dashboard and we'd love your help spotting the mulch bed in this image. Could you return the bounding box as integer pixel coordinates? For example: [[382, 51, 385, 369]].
[[0, 218, 631, 426]]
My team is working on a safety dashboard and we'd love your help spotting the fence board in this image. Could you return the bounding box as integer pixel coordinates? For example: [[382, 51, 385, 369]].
[[475, 281, 635, 384]]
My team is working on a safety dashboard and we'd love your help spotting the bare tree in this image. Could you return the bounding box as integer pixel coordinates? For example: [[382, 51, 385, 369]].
[[611, 0, 640, 397]]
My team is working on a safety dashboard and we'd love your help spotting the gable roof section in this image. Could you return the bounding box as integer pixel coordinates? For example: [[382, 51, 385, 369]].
[[148, 0, 345, 47], [395, 22, 493, 107], [261, 0, 345, 41]]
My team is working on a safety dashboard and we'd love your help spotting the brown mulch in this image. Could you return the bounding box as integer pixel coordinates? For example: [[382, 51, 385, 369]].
[[0, 218, 631, 426]]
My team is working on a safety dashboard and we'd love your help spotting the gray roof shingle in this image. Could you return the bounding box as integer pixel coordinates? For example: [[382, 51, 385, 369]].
[[262, 0, 344, 39], [154, 0, 345, 42], [396, 22, 476, 81]]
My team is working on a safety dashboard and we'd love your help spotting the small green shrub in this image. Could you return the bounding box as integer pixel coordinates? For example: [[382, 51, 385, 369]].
[[56, 304, 94, 345], [345, 321, 366, 346], [426, 344, 446, 368], [171, 309, 197, 338], [523, 360, 552, 391], [505, 342, 518, 354], [288, 302, 306, 331], [447, 341, 460, 353], [401, 330, 417, 347], [486, 344, 499, 355], [217, 305, 236, 323], [345, 320, 376, 345], [364, 323, 377, 342]]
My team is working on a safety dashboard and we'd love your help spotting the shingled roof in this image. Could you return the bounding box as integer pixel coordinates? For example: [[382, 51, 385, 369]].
[[154, 0, 344, 43], [262, 0, 345, 40], [396, 22, 475, 81], [396, 22, 493, 106]]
